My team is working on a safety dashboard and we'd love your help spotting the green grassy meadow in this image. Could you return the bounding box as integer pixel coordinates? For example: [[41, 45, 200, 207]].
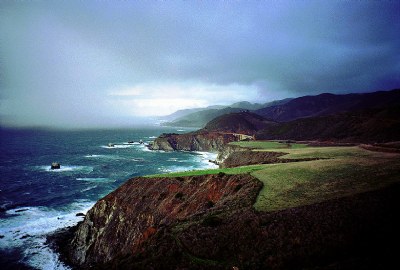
[[146, 141, 400, 212], [229, 140, 308, 150]]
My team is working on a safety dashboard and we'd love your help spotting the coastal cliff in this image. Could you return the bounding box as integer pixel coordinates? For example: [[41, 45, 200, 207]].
[[68, 174, 262, 267], [150, 112, 272, 152], [64, 177, 400, 269], [149, 131, 238, 152]]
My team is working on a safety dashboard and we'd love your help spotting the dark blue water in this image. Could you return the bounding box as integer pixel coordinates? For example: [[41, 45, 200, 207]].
[[0, 127, 217, 269]]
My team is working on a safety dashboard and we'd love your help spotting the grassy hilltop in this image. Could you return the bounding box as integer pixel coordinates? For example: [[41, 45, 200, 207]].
[[148, 141, 400, 212]]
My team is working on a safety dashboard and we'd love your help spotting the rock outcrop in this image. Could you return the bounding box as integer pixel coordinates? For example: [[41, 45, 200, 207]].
[[150, 112, 276, 152], [69, 174, 262, 267], [221, 149, 285, 168], [214, 144, 244, 164], [51, 162, 60, 169], [150, 131, 238, 152], [220, 149, 322, 168]]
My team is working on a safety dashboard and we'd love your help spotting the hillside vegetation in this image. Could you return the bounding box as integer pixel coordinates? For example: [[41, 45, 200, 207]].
[[255, 88, 400, 122], [131, 141, 400, 268], [64, 142, 400, 269], [203, 111, 274, 134], [256, 107, 400, 142], [148, 141, 400, 212]]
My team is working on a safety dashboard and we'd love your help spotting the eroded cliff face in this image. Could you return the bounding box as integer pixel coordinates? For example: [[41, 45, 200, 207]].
[[150, 132, 238, 152], [69, 174, 262, 267], [67, 180, 400, 269], [215, 144, 244, 164], [221, 149, 285, 168]]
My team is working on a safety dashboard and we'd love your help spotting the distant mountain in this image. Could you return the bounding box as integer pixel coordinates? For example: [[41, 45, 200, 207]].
[[229, 101, 264, 110], [202, 111, 275, 135], [256, 106, 400, 143], [162, 107, 245, 128], [259, 98, 294, 109], [160, 108, 207, 122], [255, 89, 400, 122], [160, 105, 225, 121], [162, 99, 292, 127]]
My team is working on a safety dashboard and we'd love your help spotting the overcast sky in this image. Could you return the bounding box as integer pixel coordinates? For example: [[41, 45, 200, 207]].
[[1, 0, 399, 128]]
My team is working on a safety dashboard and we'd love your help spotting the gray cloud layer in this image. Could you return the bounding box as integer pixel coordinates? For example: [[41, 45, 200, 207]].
[[1, 0, 399, 128]]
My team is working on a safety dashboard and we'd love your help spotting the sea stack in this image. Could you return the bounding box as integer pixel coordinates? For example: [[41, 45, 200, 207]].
[[51, 162, 60, 169]]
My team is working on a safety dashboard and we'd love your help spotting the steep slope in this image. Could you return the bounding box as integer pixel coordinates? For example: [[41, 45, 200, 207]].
[[68, 174, 262, 267], [255, 89, 400, 122], [151, 112, 274, 151], [150, 131, 238, 151], [203, 111, 275, 135], [64, 178, 400, 269], [256, 106, 400, 142], [229, 101, 264, 110], [159, 105, 225, 121], [162, 107, 245, 127]]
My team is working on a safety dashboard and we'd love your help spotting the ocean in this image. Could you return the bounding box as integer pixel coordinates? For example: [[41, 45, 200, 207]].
[[0, 127, 217, 269]]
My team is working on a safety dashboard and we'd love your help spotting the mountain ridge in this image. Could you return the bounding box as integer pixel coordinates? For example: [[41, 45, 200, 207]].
[[161, 99, 292, 127], [255, 89, 400, 122], [151, 89, 400, 151]]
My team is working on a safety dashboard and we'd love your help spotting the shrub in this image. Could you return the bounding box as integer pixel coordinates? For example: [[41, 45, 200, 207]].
[[234, 184, 243, 192], [175, 192, 184, 200], [205, 201, 215, 208], [202, 215, 223, 227]]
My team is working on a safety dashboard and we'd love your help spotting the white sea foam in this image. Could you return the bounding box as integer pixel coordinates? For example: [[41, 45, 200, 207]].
[[192, 151, 219, 169], [132, 158, 145, 162], [81, 185, 98, 192], [76, 177, 115, 183], [139, 145, 151, 152], [101, 142, 141, 149], [84, 154, 121, 160], [158, 165, 196, 173], [84, 154, 106, 158], [148, 136, 157, 139], [0, 200, 94, 270], [40, 165, 93, 173]]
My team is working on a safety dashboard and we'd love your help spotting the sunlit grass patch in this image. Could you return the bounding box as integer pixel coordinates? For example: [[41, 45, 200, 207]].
[[252, 157, 400, 212], [229, 141, 307, 150], [264, 146, 370, 159]]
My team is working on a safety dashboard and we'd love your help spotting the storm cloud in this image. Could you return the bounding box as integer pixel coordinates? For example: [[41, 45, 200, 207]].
[[0, 0, 399, 128]]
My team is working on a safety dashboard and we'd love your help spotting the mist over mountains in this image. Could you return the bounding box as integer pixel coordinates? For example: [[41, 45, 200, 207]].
[[159, 88, 400, 143], [160, 99, 292, 128]]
